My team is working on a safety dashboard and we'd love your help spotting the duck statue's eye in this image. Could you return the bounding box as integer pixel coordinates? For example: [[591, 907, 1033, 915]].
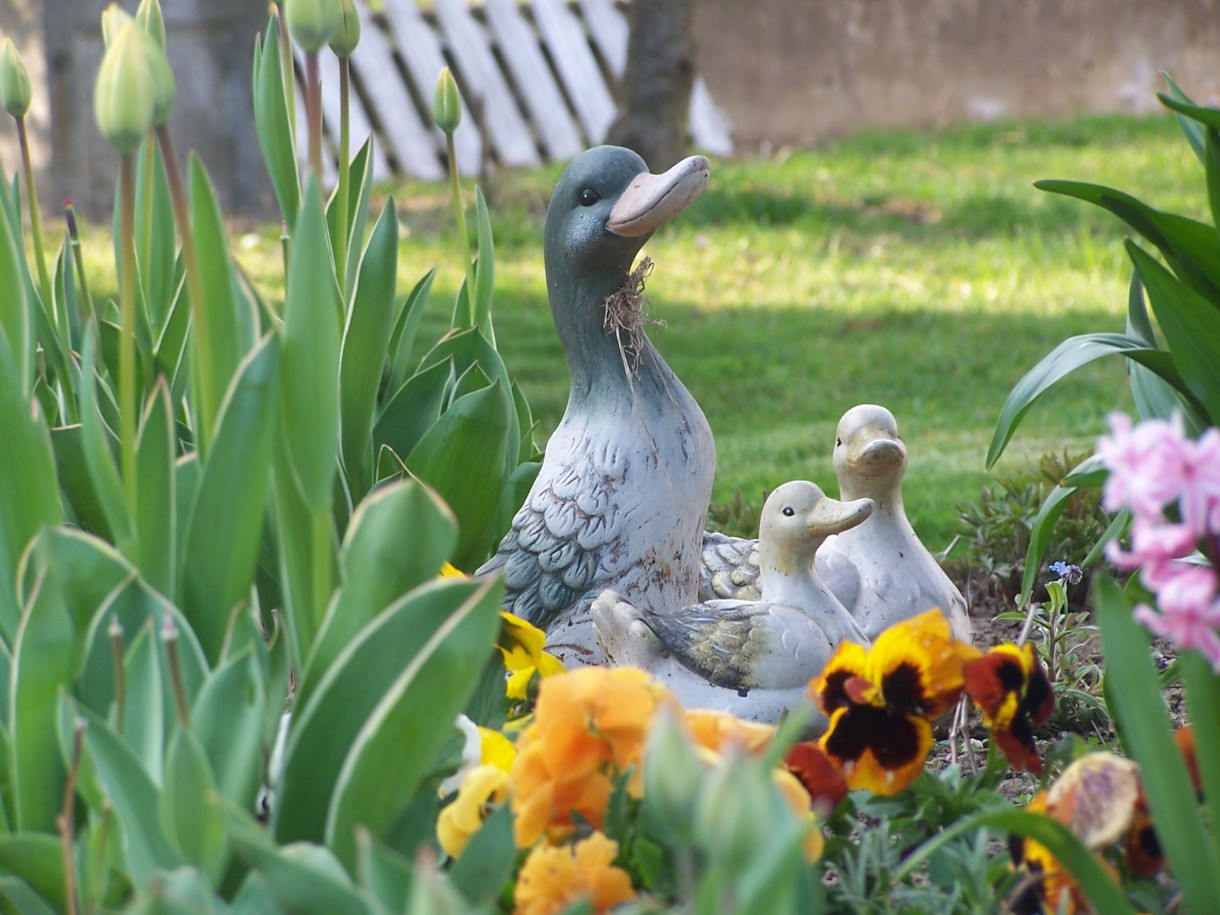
[[578, 188, 600, 206], [835, 437, 842, 447], [782, 506, 795, 517]]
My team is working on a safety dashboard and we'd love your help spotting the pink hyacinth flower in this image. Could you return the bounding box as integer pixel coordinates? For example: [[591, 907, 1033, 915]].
[[1132, 564, 1220, 672], [1096, 412, 1187, 519]]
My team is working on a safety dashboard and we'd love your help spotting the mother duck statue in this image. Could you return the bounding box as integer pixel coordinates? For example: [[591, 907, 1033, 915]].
[[479, 147, 715, 666]]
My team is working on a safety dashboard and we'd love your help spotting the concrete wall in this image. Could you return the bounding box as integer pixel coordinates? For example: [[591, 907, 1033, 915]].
[[37, 0, 271, 216], [694, 0, 1220, 152]]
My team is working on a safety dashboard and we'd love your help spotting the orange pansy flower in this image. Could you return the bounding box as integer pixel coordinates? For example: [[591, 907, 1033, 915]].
[[514, 831, 636, 915]]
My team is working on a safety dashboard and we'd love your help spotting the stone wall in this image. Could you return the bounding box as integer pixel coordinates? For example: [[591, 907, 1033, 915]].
[[0, 0, 47, 182], [693, 0, 1220, 152]]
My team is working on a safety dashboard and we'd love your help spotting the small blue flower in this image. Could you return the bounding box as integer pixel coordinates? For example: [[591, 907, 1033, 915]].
[[1049, 561, 1083, 585]]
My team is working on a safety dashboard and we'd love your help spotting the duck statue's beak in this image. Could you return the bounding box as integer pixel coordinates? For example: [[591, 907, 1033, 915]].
[[807, 496, 875, 537], [607, 155, 710, 237]]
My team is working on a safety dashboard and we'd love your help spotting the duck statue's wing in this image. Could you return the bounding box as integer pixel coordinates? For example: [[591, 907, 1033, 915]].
[[645, 601, 767, 691], [700, 532, 761, 601], [479, 458, 621, 629]]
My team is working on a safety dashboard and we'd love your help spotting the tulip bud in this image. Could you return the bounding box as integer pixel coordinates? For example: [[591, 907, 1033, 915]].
[[285, 0, 342, 54], [0, 38, 31, 118], [694, 748, 773, 873], [101, 4, 135, 48], [432, 66, 461, 134], [136, 0, 167, 51], [643, 705, 701, 837], [144, 34, 175, 126], [329, 0, 361, 58], [94, 23, 156, 154]]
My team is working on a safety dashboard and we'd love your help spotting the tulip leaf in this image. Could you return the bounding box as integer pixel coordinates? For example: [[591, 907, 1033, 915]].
[[252, 21, 300, 227], [134, 141, 178, 336], [225, 804, 372, 915], [339, 200, 399, 500], [0, 835, 65, 913], [135, 379, 176, 598], [190, 649, 266, 812], [0, 329, 61, 641], [301, 480, 457, 709], [986, 332, 1197, 469], [472, 187, 495, 342], [355, 829, 415, 912], [0, 180, 30, 390], [280, 179, 341, 513], [274, 578, 489, 845], [386, 267, 436, 395], [121, 621, 166, 787], [79, 329, 133, 554], [374, 357, 453, 463], [448, 803, 515, 908], [181, 335, 280, 663], [1096, 575, 1220, 910], [1127, 240, 1220, 423], [1180, 651, 1220, 881], [50, 425, 113, 541], [327, 138, 375, 301], [74, 699, 183, 887], [325, 577, 503, 866], [407, 381, 513, 567], [162, 726, 228, 884], [0, 877, 58, 915]]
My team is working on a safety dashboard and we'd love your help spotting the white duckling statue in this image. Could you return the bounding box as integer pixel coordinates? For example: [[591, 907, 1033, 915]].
[[592, 481, 872, 724], [478, 147, 715, 666], [824, 404, 972, 642]]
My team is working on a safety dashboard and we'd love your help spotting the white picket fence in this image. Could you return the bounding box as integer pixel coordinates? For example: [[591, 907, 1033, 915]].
[[298, 0, 733, 182]]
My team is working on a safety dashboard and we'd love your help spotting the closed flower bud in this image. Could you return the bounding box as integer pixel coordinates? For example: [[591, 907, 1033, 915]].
[[285, 0, 342, 54], [0, 38, 31, 118], [101, 4, 135, 48], [144, 34, 175, 126], [693, 747, 773, 872], [643, 705, 701, 834], [94, 22, 156, 153], [329, 0, 361, 58], [432, 66, 461, 134], [136, 0, 166, 51]]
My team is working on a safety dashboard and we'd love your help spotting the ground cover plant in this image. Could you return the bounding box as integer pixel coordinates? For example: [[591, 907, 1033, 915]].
[[0, 2, 1215, 913]]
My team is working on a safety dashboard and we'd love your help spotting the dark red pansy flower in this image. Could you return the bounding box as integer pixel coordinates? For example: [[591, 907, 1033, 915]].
[[963, 642, 1054, 774]]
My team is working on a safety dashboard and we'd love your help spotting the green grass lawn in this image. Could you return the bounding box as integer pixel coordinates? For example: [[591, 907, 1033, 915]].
[[226, 112, 1202, 551]]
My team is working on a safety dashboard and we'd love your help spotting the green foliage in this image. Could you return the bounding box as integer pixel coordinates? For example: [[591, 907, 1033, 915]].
[[0, 7, 533, 910]]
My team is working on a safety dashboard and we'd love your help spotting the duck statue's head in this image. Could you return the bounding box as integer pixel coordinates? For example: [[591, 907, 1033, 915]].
[[544, 147, 709, 392]]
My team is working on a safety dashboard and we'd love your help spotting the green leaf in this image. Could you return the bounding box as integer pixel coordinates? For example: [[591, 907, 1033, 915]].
[[986, 332, 1197, 468], [1179, 651, 1220, 880], [1017, 454, 1107, 605], [386, 268, 436, 395], [9, 554, 75, 831], [1035, 178, 1220, 306], [75, 699, 184, 887], [181, 335, 280, 662], [1096, 575, 1220, 910], [325, 577, 504, 866], [225, 804, 373, 915], [191, 649, 267, 812], [406, 381, 514, 567], [448, 804, 515, 908], [135, 379, 176, 598], [0, 877, 58, 915], [1127, 240, 1220, 423], [328, 138, 375, 302], [301, 481, 457, 710], [79, 329, 134, 553], [0, 835, 66, 913], [252, 21, 300, 227], [0, 329, 61, 641], [122, 620, 167, 787], [374, 357, 452, 464], [162, 727, 229, 884], [281, 179, 341, 512], [471, 187, 495, 344], [274, 578, 489, 845], [340, 200, 399, 500], [1124, 273, 1188, 425], [1159, 76, 1207, 162], [50, 425, 113, 540], [355, 828, 415, 913], [190, 155, 258, 453], [0, 179, 31, 391], [894, 805, 1135, 914], [134, 140, 178, 336]]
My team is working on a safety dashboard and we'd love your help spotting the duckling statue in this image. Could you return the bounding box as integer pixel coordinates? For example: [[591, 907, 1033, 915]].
[[478, 147, 715, 666], [592, 480, 873, 724], [824, 404, 972, 642]]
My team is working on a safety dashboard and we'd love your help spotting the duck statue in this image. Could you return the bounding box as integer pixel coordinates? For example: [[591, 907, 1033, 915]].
[[592, 480, 873, 724], [697, 405, 972, 643], [478, 147, 715, 666], [823, 404, 972, 641]]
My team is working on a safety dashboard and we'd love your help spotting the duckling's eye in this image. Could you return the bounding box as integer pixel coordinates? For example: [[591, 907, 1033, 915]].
[[578, 188, 600, 206], [782, 506, 795, 517]]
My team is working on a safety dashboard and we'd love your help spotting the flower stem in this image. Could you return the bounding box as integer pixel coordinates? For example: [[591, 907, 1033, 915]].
[[118, 152, 139, 519], [16, 114, 53, 321], [155, 124, 218, 454], [334, 55, 351, 295], [446, 132, 476, 327], [305, 49, 322, 179], [64, 201, 95, 324], [162, 613, 191, 730], [109, 616, 125, 733], [57, 718, 85, 915]]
